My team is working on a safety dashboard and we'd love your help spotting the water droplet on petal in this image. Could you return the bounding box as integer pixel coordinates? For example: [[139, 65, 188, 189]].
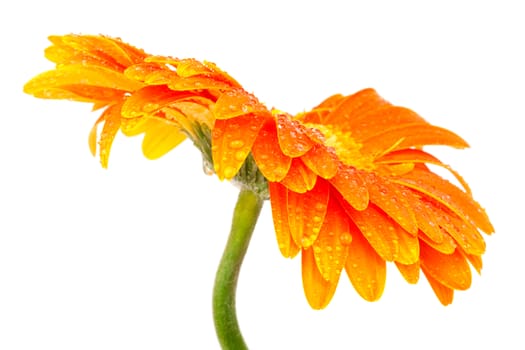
[[234, 151, 247, 161], [340, 233, 352, 245], [224, 166, 237, 178], [229, 140, 245, 149]]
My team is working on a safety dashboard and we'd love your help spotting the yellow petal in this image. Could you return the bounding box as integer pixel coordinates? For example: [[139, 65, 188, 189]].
[[141, 119, 187, 159]]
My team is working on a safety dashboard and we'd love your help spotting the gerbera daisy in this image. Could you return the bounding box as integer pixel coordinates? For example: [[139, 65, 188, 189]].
[[24, 34, 494, 349]]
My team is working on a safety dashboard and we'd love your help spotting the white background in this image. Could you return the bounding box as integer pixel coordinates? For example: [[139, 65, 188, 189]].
[[1, 1, 524, 349]]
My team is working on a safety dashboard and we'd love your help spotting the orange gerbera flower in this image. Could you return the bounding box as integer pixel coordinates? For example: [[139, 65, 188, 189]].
[[24, 35, 494, 311]]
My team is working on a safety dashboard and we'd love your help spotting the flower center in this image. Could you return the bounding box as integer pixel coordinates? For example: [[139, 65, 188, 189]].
[[305, 123, 376, 171]]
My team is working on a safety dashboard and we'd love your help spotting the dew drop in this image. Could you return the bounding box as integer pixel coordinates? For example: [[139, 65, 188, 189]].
[[315, 203, 326, 211], [223, 166, 237, 179], [313, 216, 322, 223], [229, 140, 245, 149], [314, 246, 322, 254], [340, 233, 352, 245], [234, 151, 246, 161], [202, 161, 214, 176]]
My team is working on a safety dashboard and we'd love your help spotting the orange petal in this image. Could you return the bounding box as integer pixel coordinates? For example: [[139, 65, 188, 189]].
[[276, 114, 314, 157], [302, 247, 339, 309], [23, 65, 144, 99], [394, 226, 420, 265], [298, 94, 345, 124], [361, 124, 469, 156], [345, 228, 386, 302], [395, 261, 420, 284], [329, 165, 369, 211], [301, 144, 339, 179], [286, 179, 330, 248], [419, 230, 457, 255], [422, 269, 454, 306], [342, 203, 399, 262], [47, 34, 146, 68], [462, 251, 483, 274], [324, 88, 390, 127], [124, 62, 165, 82], [279, 158, 318, 193], [168, 75, 232, 91], [268, 182, 300, 258], [212, 114, 266, 180], [121, 85, 201, 118], [88, 115, 104, 157], [377, 149, 472, 194], [251, 121, 292, 182], [420, 241, 472, 291], [394, 169, 494, 234], [432, 204, 486, 255], [363, 172, 418, 235], [312, 198, 351, 282], [214, 89, 270, 120], [349, 106, 426, 141], [98, 104, 122, 168], [48, 85, 127, 105], [410, 197, 445, 244]]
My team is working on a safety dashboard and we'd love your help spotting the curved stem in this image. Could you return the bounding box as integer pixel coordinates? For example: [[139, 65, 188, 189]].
[[213, 189, 263, 349]]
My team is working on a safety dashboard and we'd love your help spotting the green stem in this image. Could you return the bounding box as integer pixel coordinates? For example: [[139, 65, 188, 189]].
[[213, 189, 264, 349]]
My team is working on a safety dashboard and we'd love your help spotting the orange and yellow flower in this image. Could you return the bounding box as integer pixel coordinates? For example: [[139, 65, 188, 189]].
[[24, 34, 494, 309]]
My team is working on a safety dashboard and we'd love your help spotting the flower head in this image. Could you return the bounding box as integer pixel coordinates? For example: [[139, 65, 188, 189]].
[[24, 34, 494, 309]]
